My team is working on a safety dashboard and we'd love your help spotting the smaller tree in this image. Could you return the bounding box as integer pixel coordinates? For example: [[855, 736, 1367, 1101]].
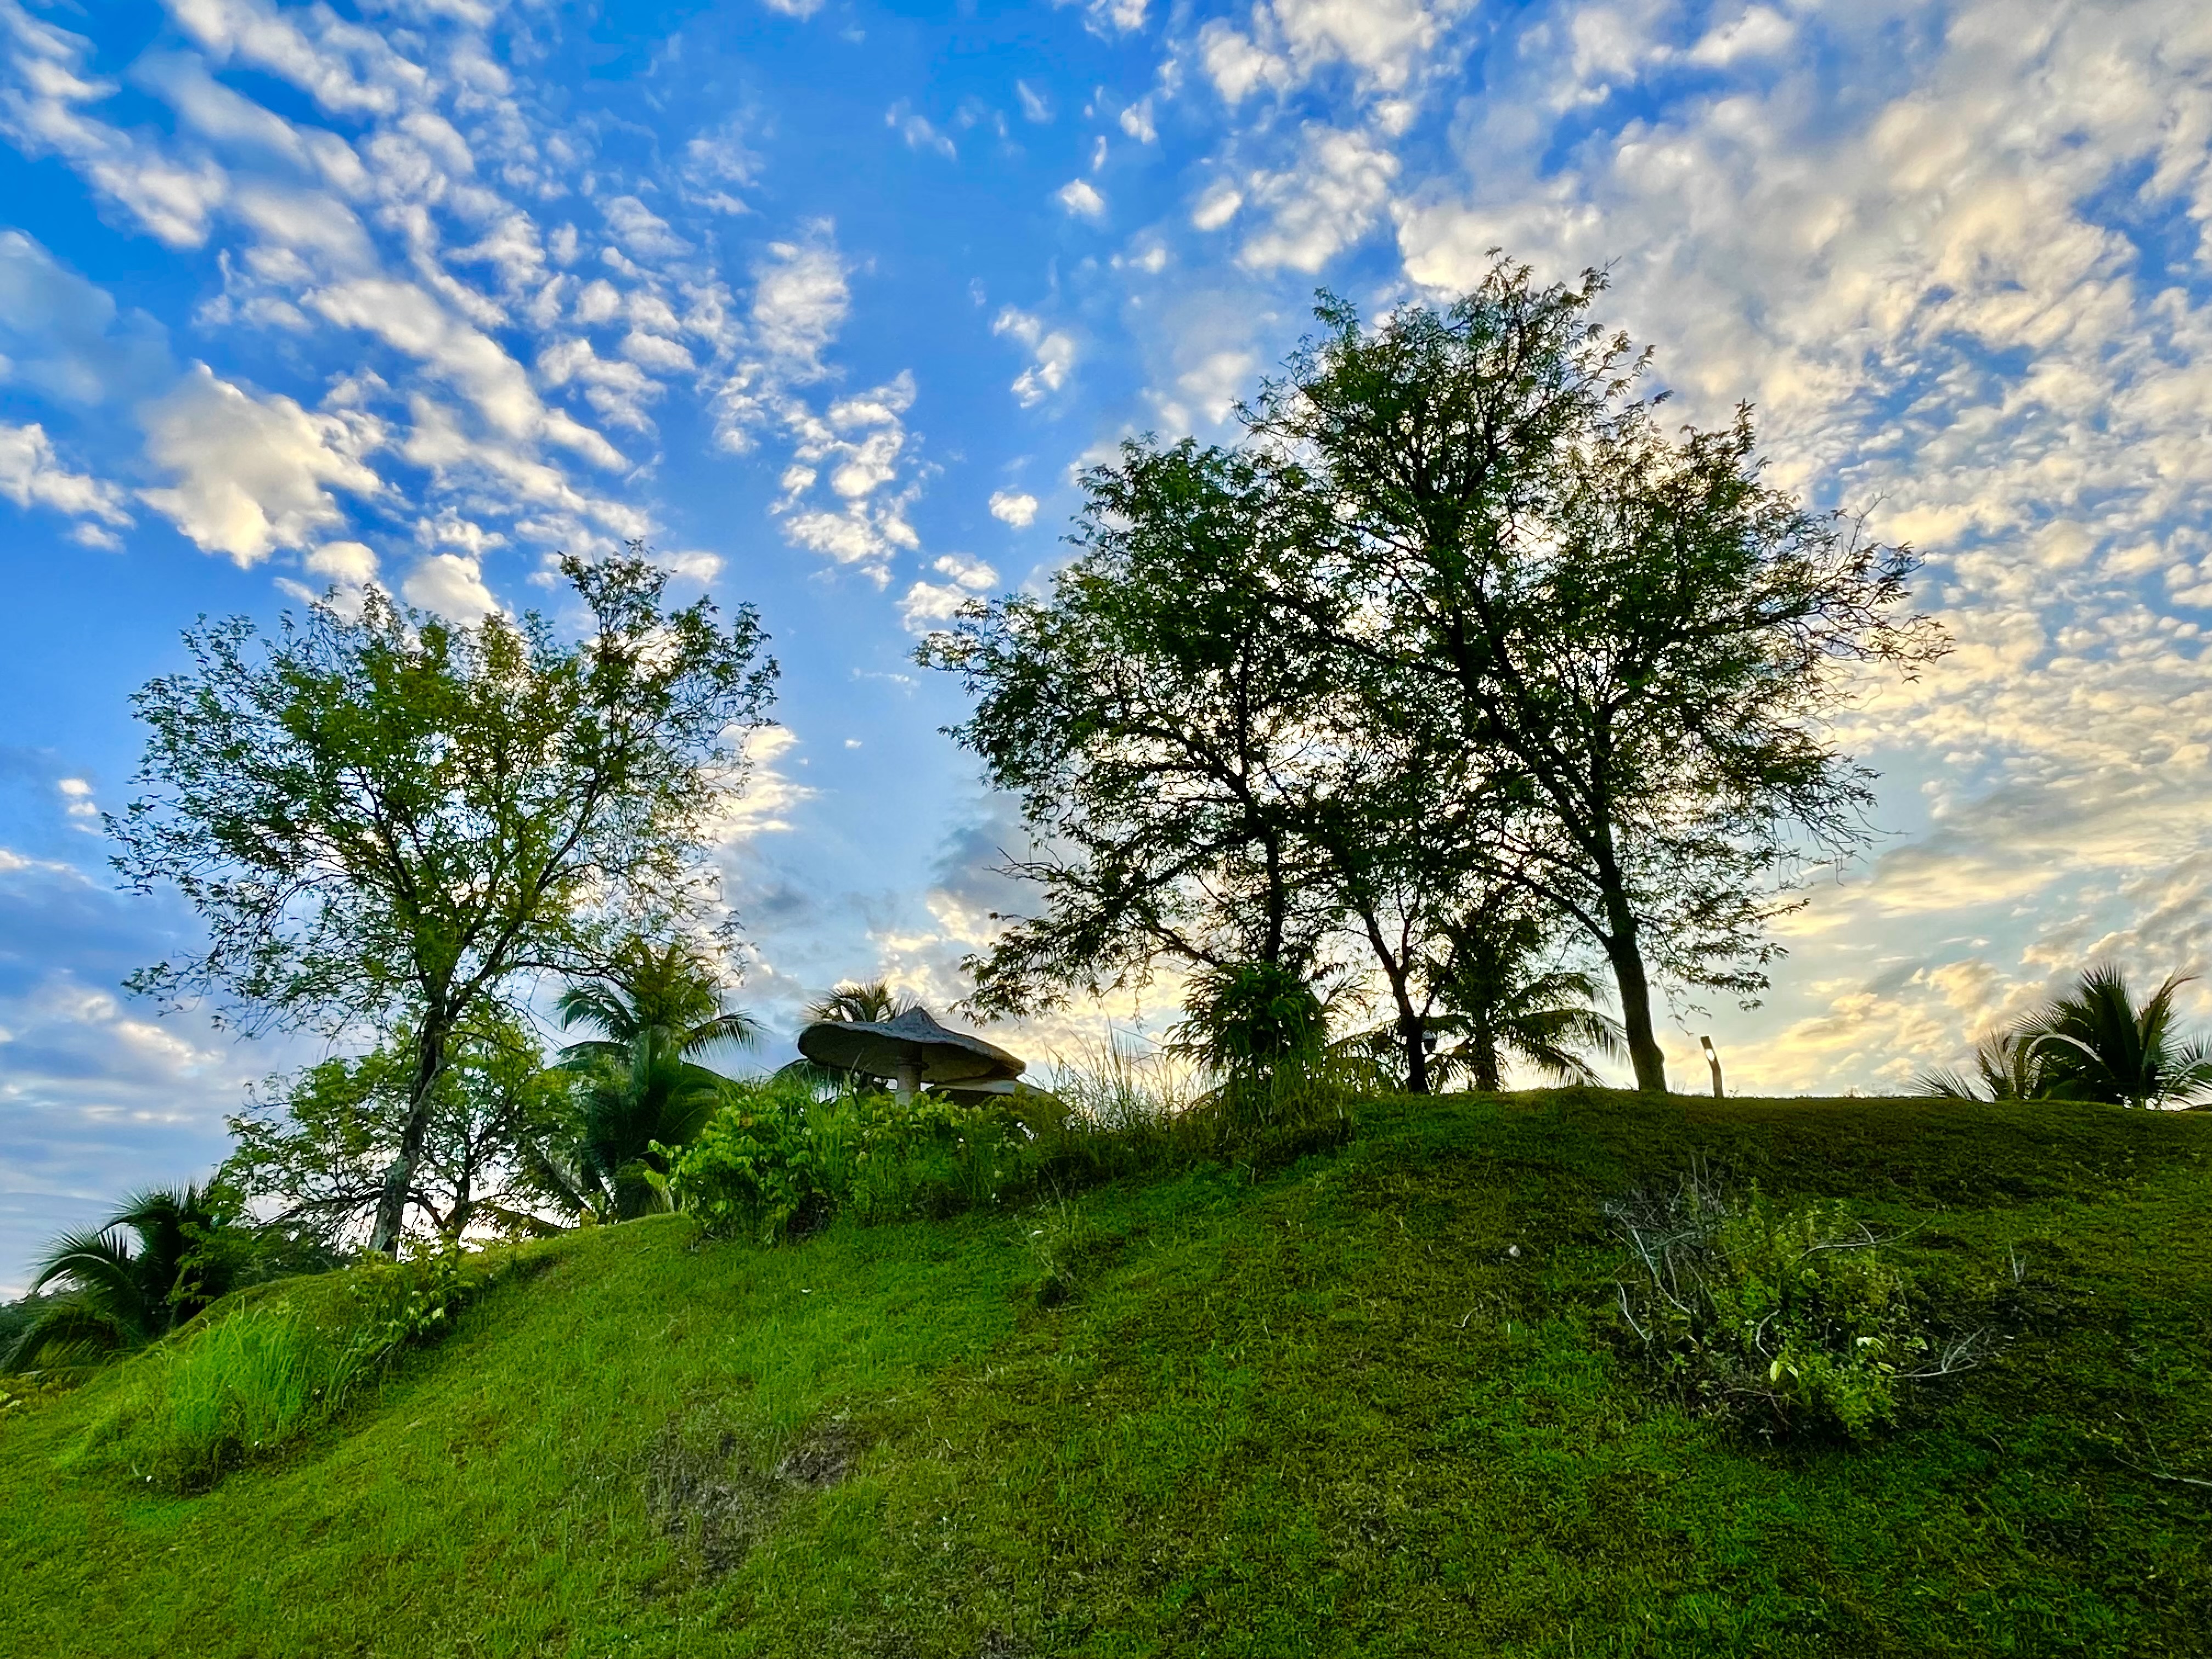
[[114, 550, 777, 1254], [223, 1022, 570, 1244], [1172, 960, 1331, 1085], [2027, 968, 2212, 1109], [1915, 968, 2212, 1109], [921, 439, 1348, 1018], [1912, 1031, 2049, 1103], [1255, 266, 1950, 1091], [803, 978, 915, 1026], [1427, 895, 1625, 1092], [528, 940, 754, 1222]]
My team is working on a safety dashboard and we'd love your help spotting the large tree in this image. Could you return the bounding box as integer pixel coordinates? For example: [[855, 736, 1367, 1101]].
[[115, 551, 776, 1252], [1254, 264, 1947, 1091], [921, 438, 1348, 1018]]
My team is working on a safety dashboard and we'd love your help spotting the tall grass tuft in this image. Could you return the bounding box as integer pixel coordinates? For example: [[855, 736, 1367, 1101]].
[[69, 1304, 373, 1490], [66, 1243, 487, 1491]]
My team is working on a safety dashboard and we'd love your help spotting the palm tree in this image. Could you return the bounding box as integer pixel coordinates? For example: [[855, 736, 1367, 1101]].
[[5, 1183, 241, 1372], [538, 940, 760, 1221], [555, 937, 762, 1065], [1172, 961, 1331, 1081], [2027, 967, 2212, 1109], [1427, 908, 1627, 1092], [802, 978, 914, 1026], [1912, 1030, 2049, 1102]]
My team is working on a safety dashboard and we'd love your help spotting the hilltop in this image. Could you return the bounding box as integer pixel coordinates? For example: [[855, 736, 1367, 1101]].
[[3, 1088, 2208, 1658]]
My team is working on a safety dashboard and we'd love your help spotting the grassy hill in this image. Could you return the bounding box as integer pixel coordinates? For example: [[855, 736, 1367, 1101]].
[[3, 1088, 2209, 1657]]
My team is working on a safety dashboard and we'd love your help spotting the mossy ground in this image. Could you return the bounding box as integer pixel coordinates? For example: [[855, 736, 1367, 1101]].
[[4, 1088, 2209, 1657]]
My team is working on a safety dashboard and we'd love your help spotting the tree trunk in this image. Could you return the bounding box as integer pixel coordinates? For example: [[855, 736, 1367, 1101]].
[[1471, 1017, 1502, 1093], [1600, 913, 1667, 1093], [1399, 1011, 1430, 1096], [370, 1019, 447, 1255], [1356, 905, 1429, 1094]]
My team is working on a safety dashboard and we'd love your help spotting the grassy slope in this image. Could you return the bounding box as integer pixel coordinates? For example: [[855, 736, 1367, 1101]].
[[4, 1089, 2209, 1658]]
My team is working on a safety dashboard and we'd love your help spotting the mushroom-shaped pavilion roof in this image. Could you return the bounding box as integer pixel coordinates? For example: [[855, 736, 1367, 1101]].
[[796, 1006, 1026, 1087]]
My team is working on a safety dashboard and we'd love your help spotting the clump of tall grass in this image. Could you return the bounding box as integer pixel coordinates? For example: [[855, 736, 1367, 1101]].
[[66, 1243, 488, 1491]]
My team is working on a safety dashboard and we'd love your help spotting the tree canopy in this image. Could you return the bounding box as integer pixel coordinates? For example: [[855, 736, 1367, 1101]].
[[925, 261, 1945, 1092], [114, 550, 776, 1250]]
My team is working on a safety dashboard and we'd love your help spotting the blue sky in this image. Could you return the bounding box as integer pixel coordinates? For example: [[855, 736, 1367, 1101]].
[[4, 0, 2212, 1291]]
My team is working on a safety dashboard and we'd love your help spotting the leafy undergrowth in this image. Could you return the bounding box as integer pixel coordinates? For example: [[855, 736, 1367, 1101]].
[[3, 1089, 2208, 1657]]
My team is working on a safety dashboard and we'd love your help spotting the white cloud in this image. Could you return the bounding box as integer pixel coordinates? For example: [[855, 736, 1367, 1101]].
[[759, 0, 826, 16], [538, 336, 663, 431], [1687, 5, 1793, 68], [1119, 97, 1157, 143], [1238, 124, 1399, 271], [402, 550, 498, 620], [898, 552, 998, 630], [601, 195, 691, 261], [1056, 178, 1107, 219], [0, 4, 232, 247], [887, 102, 956, 159], [709, 725, 817, 842], [167, 0, 427, 117], [306, 279, 624, 466], [752, 236, 850, 368], [57, 777, 97, 820], [138, 364, 382, 565], [1175, 348, 1260, 424], [988, 489, 1039, 528], [1061, 0, 1148, 32], [993, 307, 1077, 405], [1190, 181, 1244, 231], [770, 373, 924, 582], [305, 538, 379, 585], [1015, 80, 1053, 123], [1198, 0, 1466, 109], [0, 422, 132, 533]]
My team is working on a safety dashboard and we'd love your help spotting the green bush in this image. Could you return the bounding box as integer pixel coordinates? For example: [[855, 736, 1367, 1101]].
[[67, 1242, 486, 1491], [1606, 1172, 1978, 1438], [660, 1054, 1356, 1246], [658, 1082, 991, 1242]]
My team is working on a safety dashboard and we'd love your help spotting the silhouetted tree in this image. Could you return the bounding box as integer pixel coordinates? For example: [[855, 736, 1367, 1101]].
[[1252, 263, 1948, 1091]]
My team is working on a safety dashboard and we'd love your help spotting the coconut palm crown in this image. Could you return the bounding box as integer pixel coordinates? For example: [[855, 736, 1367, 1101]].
[[1916, 966, 2212, 1109], [2028, 967, 2212, 1109]]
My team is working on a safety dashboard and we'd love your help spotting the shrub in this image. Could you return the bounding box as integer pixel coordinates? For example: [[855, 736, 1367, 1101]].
[[659, 1046, 1357, 1245], [658, 1082, 991, 1242], [1171, 962, 1329, 1080], [1606, 1170, 1978, 1438]]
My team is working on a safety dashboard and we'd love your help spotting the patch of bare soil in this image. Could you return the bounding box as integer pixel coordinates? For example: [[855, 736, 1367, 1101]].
[[643, 1413, 872, 1575]]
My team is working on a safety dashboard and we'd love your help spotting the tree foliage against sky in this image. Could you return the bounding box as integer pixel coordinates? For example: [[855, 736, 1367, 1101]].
[[222, 1023, 571, 1246], [112, 551, 777, 1251], [1253, 262, 1949, 1091], [928, 264, 1946, 1092], [923, 439, 1348, 1016]]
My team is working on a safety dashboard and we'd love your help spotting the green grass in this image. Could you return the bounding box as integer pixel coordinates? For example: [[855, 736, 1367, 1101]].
[[3, 1088, 2208, 1656]]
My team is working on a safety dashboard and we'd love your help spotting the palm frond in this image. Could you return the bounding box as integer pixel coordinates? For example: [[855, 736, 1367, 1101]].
[[1911, 1066, 1984, 1100]]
